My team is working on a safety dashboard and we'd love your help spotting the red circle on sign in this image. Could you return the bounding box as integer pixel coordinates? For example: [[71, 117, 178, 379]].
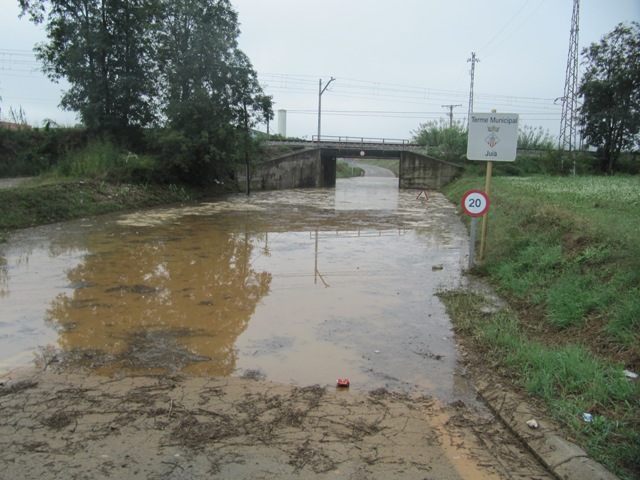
[[461, 189, 490, 217]]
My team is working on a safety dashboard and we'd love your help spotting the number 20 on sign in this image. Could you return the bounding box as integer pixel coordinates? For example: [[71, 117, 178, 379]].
[[461, 190, 490, 268], [461, 190, 490, 217]]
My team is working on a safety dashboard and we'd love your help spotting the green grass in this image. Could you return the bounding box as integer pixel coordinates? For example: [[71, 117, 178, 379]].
[[440, 173, 640, 479], [0, 178, 216, 242], [445, 174, 640, 340], [56, 138, 157, 183], [439, 290, 640, 479]]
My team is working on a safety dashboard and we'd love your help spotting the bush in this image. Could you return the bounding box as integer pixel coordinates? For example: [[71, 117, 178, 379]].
[[0, 127, 90, 177]]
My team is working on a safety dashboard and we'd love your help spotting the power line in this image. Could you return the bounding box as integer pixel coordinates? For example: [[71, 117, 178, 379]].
[[477, 0, 533, 54], [442, 104, 462, 127], [479, 0, 549, 58], [261, 73, 559, 109]]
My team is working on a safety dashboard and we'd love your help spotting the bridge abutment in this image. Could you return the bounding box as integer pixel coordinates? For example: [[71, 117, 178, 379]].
[[237, 144, 462, 192], [399, 151, 462, 190]]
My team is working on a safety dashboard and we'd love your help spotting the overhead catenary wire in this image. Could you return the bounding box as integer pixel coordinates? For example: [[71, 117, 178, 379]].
[[0, 50, 562, 132], [1, 51, 561, 113]]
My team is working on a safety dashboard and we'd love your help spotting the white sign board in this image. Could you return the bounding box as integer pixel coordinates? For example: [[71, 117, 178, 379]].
[[466, 113, 519, 162]]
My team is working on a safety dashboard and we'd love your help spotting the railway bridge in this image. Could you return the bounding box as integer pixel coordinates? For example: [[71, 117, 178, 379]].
[[237, 136, 463, 192]]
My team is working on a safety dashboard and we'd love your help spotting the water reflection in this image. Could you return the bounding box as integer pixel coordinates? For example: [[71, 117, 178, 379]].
[[0, 257, 7, 297], [0, 176, 471, 399], [45, 226, 271, 375]]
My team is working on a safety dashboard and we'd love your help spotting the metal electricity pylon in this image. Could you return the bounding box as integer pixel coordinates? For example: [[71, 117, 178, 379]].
[[558, 0, 580, 172], [467, 52, 479, 130]]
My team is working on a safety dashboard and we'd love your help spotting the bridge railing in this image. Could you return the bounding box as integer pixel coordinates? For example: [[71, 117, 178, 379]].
[[311, 135, 420, 149]]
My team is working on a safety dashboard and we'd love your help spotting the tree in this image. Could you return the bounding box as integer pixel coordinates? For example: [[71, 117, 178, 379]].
[[18, 0, 271, 184], [578, 21, 640, 174], [19, 0, 160, 143], [156, 0, 272, 184]]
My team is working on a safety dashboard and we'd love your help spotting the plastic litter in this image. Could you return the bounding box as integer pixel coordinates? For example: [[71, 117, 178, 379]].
[[526, 419, 539, 429], [336, 379, 350, 388], [623, 369, 638, 379], [582, 413, 593, 423]]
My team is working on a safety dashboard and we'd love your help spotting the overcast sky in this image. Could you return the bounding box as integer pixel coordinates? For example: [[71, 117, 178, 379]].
[[1, 1, 638, 141]]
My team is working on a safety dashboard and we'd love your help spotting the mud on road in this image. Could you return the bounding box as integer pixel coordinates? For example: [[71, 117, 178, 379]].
[[0, 366, 553, 480], [0, 174, 555, 478]]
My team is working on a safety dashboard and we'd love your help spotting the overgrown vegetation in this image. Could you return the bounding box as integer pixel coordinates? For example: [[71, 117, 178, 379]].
[[0, 125, 274, 185], [411, 118, 639, 176], [15, 0, 272, 185], [440, 173, 640, 479], [0, 177, 234, 242]]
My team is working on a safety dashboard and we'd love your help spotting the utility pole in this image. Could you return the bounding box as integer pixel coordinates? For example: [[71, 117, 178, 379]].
[[442, 104, 461, 128], [467, 52, 480, 130], [558, 0, 580, 173], [317, 77, 335, 144]]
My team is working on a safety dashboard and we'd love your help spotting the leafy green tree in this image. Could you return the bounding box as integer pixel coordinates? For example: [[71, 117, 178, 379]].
[[18, 0, 271, 184], [19, 0, 160, 143], [578, 21, 640, 174], [156, 0, 272, 184]]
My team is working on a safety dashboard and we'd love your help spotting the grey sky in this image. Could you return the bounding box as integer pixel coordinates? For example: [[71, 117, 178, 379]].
[[1, 0, 638, 141]]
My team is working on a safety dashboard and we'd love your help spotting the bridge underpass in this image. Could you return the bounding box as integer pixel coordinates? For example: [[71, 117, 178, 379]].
[[236, 136, 463, 192]]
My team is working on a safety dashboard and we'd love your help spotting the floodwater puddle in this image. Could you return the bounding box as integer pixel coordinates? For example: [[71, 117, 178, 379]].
[[0, 175, 472, 400]]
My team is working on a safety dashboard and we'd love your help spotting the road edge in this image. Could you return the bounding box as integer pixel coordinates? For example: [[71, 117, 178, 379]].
[[474, 378, 619, 480]]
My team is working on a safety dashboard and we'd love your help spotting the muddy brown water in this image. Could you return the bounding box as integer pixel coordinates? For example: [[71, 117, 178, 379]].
[[0, 174, 472, 401]]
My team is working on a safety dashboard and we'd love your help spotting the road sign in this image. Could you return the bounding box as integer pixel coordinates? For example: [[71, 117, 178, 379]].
[[467, 113, 519, 162], [461, 190, 490, 217]]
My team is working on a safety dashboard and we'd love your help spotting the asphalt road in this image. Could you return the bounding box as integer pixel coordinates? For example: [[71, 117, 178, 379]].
[[354, 163, 396, 178]]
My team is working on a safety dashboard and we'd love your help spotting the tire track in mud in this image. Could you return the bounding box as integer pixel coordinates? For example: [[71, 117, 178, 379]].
[[0, 370, 553, 479]]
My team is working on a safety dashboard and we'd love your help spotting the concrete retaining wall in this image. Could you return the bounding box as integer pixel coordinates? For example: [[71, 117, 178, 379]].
[[399, 151, 463, 190], [236, 148, 336, 191]]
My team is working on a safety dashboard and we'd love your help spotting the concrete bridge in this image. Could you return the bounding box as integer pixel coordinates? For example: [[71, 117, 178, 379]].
[[237, 136, 463, 191]]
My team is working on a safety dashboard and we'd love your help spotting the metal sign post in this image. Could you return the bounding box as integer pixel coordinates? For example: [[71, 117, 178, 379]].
[[461, 189, 490, 269]]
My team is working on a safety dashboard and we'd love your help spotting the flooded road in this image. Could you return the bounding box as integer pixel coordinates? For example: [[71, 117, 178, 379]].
[[0, 173, 471, 400]]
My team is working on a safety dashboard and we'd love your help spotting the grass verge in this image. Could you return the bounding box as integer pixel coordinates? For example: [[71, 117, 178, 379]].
[[0, 177, 236, 242], [440, 173, 640, 479]]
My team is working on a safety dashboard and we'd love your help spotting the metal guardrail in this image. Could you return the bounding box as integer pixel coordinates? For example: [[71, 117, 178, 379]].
[[267, 136, 422, 150], [312, 135, 417, 146]]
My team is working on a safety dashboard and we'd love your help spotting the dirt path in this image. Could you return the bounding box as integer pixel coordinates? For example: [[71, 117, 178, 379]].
[[0, 367, 553, 480], [0, 177, 32, 189]]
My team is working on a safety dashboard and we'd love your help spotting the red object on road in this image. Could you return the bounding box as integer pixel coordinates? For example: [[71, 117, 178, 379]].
[[336, 379, 350, 388]]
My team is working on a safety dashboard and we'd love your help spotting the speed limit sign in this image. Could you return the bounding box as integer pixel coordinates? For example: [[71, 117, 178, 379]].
[[461, 190, 490, 217]]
